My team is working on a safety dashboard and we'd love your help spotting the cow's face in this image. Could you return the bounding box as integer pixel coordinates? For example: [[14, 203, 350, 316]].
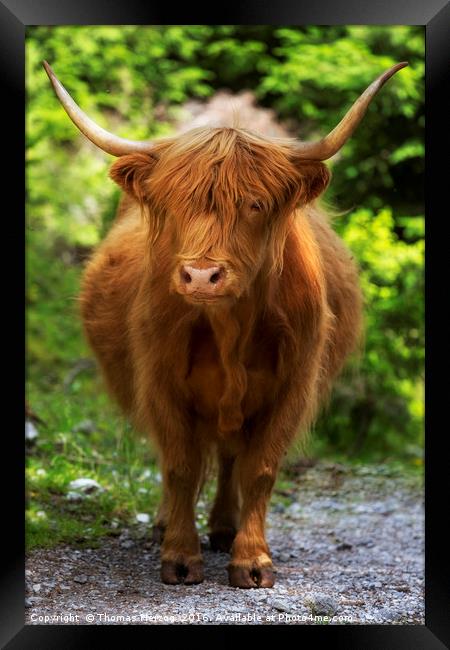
[[44, 62, 406, 304], [45, 61, 407, 303], [110, 128, 330, 305]]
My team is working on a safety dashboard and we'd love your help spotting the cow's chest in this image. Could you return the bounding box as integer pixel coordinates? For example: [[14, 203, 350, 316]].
[[185, 317, 276, 424]]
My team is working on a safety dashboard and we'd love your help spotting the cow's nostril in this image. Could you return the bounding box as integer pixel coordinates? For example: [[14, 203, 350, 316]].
[[209, 272, 221, 284], [182, 270, 192, 284]]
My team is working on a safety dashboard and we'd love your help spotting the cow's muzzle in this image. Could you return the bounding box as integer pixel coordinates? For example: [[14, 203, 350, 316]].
[[175, 260, 228, 303]]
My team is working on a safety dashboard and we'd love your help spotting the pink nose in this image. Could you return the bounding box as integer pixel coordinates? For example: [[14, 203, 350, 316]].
[[180, 264, 225, 295]]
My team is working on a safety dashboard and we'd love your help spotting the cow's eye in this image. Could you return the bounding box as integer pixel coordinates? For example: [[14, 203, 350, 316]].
[[250, 201, 262, 212]]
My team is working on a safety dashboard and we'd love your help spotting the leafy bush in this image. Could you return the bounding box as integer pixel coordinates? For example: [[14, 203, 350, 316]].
[[312, 208, 424, 462]]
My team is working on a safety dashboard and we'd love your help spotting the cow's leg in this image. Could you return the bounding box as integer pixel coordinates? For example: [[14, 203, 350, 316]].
[[158, 448, 205, 585], [152, 485, 169, 544], [228, 446, 279, 588], [227, 325, 329, 587], [209, 450, 241, 552]]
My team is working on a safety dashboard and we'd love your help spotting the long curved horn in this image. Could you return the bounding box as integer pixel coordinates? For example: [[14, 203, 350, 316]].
[[43, 61, 154, 157], [295, 62, 409, 160]]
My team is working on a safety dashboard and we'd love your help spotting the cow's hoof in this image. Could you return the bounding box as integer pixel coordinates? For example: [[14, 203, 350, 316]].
[[209, 527, 236, 553], [228, 562, 275, 588], [161, 558, 204, 585]]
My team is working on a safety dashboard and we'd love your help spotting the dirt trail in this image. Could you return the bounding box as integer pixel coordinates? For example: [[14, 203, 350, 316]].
[[25, 462, 424, 625]]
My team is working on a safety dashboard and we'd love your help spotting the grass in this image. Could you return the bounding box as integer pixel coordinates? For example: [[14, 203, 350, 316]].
[[26, 377, 162, 550]]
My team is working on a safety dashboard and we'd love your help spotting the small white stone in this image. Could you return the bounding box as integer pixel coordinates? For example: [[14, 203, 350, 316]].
[[136, 513, 150, 524], [25, 421, 38, 441], [68, 478, 102, 494]]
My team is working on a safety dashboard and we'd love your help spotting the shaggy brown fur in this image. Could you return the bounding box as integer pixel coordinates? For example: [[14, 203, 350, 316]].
[[80, 126, 363, 588]]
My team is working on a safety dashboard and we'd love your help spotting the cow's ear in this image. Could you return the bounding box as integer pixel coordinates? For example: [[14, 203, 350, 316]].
[[109, 153, 158, 202], [291, 158, 331, 205]]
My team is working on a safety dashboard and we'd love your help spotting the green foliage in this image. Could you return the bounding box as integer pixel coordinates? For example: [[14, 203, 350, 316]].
[[312, 208, 424, 463], [26, 26, 424, 478], [256, 26, 424, 217]]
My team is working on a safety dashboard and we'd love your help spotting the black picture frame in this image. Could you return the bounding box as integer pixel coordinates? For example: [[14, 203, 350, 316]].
[[3, 0, 448, 646]]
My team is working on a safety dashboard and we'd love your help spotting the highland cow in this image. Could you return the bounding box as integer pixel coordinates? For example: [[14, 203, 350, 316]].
[[44, 60, 407, 588]]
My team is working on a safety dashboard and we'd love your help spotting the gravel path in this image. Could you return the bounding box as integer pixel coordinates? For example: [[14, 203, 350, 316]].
[[25, 462, 424, 625]]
